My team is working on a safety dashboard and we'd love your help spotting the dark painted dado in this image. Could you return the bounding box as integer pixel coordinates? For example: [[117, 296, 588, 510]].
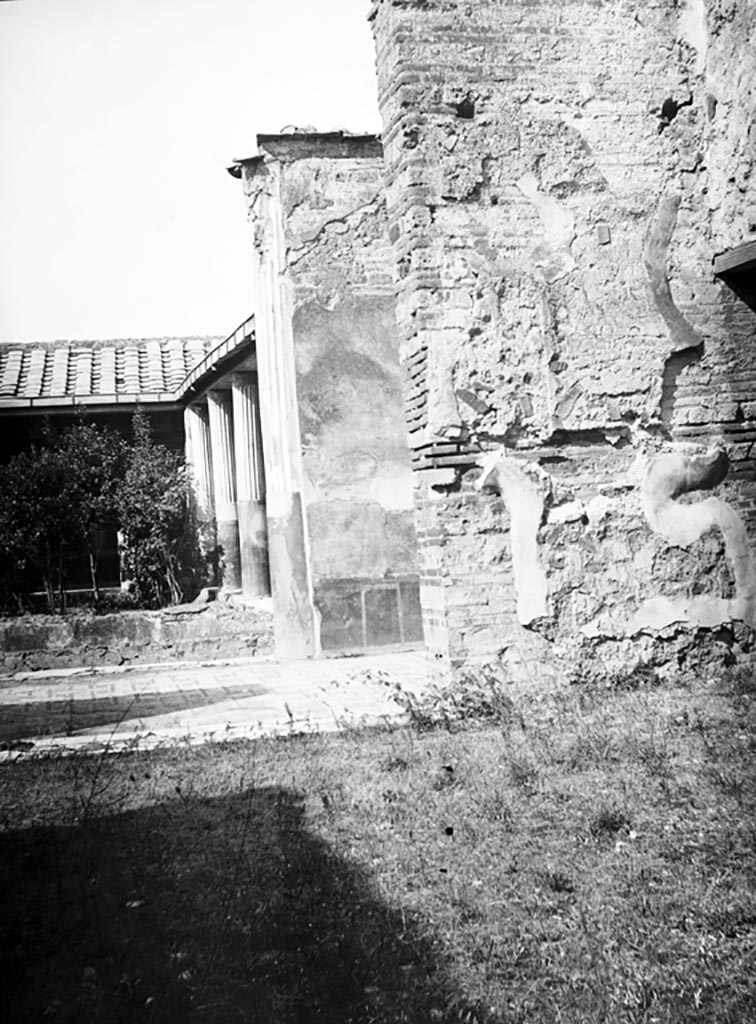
[[315, 577, 423, 652]]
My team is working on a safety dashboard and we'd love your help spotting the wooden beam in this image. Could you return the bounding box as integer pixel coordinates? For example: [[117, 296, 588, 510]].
[[714, 240, 756, 276]]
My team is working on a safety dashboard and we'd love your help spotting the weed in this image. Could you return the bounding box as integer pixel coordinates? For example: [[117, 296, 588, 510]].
[[477, 790, 513, 828], [721, 663, 756, 696], [708, 766, 747, 805], [387, 666, 516, 733], [589, 803, 633, 840], [561, 725, 618, 770], [540, 868, 576, 894], [431, 762, 460, 791], [508, 754, 539, 794]]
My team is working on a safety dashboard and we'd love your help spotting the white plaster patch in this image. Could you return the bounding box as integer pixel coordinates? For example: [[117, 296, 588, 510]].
[[678, 0, 708, 76], [547, 499, 586, 525], [636, 448, 756, 629], [585, 494, 615, 527], [516, 172, 576, 281], [369, 466, 416, 511], [265, 488, 293, 519], [629, 593, 746, 633], [477, 450, 550, 625], [427, 332, 464, 438]]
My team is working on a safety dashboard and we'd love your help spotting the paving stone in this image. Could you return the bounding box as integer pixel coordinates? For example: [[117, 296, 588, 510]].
[[0, 649, 429, 758]]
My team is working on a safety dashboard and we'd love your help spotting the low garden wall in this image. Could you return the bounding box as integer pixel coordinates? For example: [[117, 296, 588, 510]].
[[0, 601, 274, 673]]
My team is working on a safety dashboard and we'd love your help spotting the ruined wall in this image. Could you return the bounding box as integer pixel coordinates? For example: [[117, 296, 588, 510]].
[[240, 134, 422, 653], [370, 0, 756, 679]]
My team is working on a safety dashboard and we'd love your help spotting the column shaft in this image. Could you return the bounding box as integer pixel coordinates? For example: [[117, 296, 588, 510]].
[[184, 404, 215, 515], [232, 373, 271, 598], [184, 402, 217, 583], [207, 390, 242, 590]]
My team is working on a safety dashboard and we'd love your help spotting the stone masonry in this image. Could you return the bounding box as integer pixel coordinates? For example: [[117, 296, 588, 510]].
[[370, 0, 756, 680]]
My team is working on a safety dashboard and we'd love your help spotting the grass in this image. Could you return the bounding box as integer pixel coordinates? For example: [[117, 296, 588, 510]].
[[0, 668, 755, 1022]]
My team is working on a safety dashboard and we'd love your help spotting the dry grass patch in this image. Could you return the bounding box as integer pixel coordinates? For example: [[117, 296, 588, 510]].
[[1, 669, 755, 1022]]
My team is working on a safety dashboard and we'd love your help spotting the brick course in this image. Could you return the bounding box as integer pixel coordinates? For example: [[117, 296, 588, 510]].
[[371, 0, 756, 678]]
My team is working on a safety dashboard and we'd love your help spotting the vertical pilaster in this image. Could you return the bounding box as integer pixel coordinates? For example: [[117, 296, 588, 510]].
[[240, 157, 317, 657], [232, 371, 271, 598], [207, 389, 242, 591]]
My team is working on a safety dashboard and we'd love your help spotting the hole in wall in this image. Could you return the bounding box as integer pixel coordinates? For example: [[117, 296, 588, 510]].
[[658, 95, 693, 133], [661, 97, 679, 122], [455, 96, 476, 119]]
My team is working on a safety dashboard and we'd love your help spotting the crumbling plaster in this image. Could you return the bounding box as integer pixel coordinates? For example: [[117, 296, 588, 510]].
[[241, 136, 421, 653], [371, 0, 756, 679], [272, 147, 418, 581]]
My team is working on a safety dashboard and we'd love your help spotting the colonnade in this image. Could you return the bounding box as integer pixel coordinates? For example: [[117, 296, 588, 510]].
[[184, 371, 270, 597]]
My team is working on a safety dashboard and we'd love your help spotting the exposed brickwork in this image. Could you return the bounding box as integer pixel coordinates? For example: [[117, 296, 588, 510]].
[[371, 0, 756, 677]]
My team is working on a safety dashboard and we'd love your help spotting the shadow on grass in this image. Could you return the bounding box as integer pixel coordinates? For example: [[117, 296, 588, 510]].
[[0, 784, 460, 1024], [0, 684, 268, 745]]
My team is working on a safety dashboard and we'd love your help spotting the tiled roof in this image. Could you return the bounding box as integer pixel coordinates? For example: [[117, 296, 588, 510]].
[[0, 334, 234, 409]]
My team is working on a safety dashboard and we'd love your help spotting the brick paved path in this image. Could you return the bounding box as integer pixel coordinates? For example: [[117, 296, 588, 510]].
[[0, 649, 430, 759]]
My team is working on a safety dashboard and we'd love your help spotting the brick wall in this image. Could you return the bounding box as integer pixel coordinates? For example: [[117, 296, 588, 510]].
[[370, 0, 756, 678]]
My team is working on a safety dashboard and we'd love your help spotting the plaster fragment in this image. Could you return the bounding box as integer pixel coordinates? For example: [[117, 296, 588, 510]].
[[516, 172, 576, 282], [678, 0, 709, 76], [423, 468, 457, 488], [427, 333, 464, 438], [596, 224, 611, 245], [477, 450, 549, 625], [635, 447, 756, 629], [554, 381, 582, 422], [547, 500, 586, 526], [586, 495, 614, 527], [643, 195, 702, 353]]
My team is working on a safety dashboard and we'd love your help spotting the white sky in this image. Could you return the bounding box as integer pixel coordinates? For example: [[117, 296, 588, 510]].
[[0, 0, 380, 342]]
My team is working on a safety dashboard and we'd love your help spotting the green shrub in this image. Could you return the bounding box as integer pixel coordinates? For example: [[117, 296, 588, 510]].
[[116, 413, 202, 607], [0, 413, 202, 612], [0, 423, 124, 612]]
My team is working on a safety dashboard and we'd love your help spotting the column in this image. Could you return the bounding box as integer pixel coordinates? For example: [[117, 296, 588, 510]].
[[207, 390, 242, 591], [184, 402, 215, 519], [232, 372, 271, 598], [184, 402, 218, 583]]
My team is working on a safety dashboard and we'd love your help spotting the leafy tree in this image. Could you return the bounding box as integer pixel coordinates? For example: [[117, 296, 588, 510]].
[[50, 423, 126, 603], [0, 414, 201, 612], [0, 445, 82, 611], [116, 412, 200, 607]]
